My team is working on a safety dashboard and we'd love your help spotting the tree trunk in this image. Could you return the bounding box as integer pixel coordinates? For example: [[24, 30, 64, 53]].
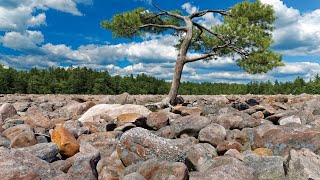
[[167, 18, 193, 105], [168, 59, 185, 104]]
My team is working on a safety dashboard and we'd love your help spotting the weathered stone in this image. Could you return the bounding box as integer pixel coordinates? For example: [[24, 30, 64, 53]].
[[216, 114, 244, 129], [186, 143, 217, 172], [285, 148, 320, 180], [0, 103, 18, 123], [146, 112, 169, 130], [279, 115, 301, 125], [251, 111, 264, 119], [13, 102, 31, 112], [134, 159, 189, 180], [244, 154, 285, 180], [51, 126, 80, 157], [17, 143, 58, 162], [51, 160, 72, 173], [117, 127, 186, 166], [0, 148, 63, 180], [155, 126, 175, 139], [97, 151, 125, 180], [198, 123, 226, 147], [253, 148, 273, 157], [78, 104, 151, 123], [2, 124, 37, 148], [55, 101, 95, 120], [173, 105, 203, 116], [64, 143, 100, 180], [226, 129, 250, 150], [217, 140, 243, 155], [171, 115, 210, 137], [117, 112, 140, 123], [123, 172, 146, 180], [78, 131, 121, 157], [253, 124, 320, 156], [189, 156, 254, 180], [224, 149, 245, 161], [0, 136, 10, 148], [63, 120, 89, 138], [246, 98, 259, 106], [23, 107, 53, 129], [232, 102, 249, 111]]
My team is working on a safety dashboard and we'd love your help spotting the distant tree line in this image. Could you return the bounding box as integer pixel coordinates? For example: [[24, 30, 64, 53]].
[[0, 65, 320, 95]]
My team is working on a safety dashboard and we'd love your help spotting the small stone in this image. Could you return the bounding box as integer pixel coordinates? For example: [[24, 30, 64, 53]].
[[216, 114, 244, 129], [51, 126, 80, 157], [63, 120, 89, 138], [279, 115, 301, 125], [146, 112, 169, 130], [253, 148, 273, 157], [51, 160, 73, 173], [251, 111, 264, 119]]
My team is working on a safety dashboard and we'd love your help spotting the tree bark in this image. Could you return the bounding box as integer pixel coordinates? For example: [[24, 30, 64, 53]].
[[168, 18, 193, 105], [168, 59, 185, 104]]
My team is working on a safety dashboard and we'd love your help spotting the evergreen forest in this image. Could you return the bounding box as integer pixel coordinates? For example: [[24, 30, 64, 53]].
[[0, 65, 319, 95]]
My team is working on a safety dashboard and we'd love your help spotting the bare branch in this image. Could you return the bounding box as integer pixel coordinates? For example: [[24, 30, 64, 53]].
[[189, 9, 230, 19], [139, 24, 187, 31], [185, 53, 217, 63], [152, 3, 185, 20]]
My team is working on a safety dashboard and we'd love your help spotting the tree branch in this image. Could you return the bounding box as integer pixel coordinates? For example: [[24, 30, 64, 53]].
[[189, 9, 230, 19], [185, 53, 217, 63], [152, 3, 185, 20], [139, 24, 187, 31]]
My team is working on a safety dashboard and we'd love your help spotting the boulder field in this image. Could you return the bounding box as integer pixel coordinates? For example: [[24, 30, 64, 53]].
[[1, 93, 320, 179]]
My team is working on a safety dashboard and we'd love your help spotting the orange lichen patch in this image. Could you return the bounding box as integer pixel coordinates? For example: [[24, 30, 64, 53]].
[[253, 148, 273, 157], [51, 126, 80, 157], [116, 113, 142, 126]]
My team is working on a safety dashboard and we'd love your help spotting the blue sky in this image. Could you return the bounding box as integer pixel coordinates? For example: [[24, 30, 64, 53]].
[[0, 0, 319, 83]]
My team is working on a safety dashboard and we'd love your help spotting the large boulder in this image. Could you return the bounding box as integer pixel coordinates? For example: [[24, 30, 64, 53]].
[[198, 123, 226, 147], [0, 148, 63, 180], [51, 126, 80, 157], [2, 124, 37, 148], [244, 154, 286, 180], [117, 127, 186, 166], [17, 143, 59, 162], [146, 112, 169, 130], [186, 143, 217, 172], [78, 104, 151, 123], [124, 159, 189, 180], [78, 131, 122, 157], [171, 115, 210, 137], [55, 101, 95, 120], [284, 148, 320, 180], [0, 103, 18, 123], [24, 107, 53, 129], [253, 124, 320, 156], [189, 156, 254, 180]]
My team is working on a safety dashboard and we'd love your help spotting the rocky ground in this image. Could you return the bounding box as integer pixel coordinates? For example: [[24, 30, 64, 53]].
[[1, 93, 320, 179]]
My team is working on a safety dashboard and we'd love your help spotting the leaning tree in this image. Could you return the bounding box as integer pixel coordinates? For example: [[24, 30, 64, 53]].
[[101, 1, 283, 105]]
